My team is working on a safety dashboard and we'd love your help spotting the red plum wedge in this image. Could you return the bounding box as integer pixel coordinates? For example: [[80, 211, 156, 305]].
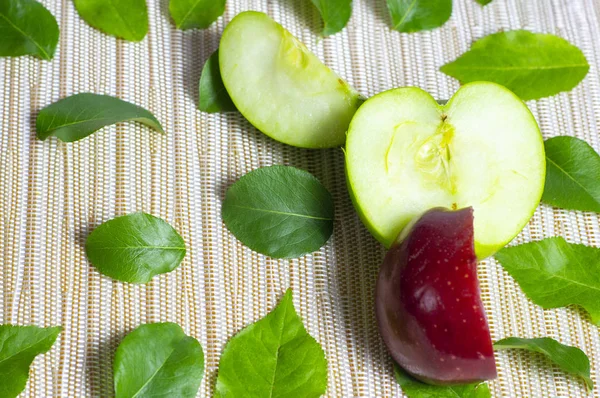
[[376, 207, 496, 384]]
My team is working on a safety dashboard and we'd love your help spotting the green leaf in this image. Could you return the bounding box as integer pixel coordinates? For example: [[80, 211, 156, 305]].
[[475, 0, 493, 5], [387, 0, 452, 33], [394, 364, 491, 398], [222, 166, 334, 259], [0, 325, 62, 398], [73, 0, 148, 41], [310, 0, 352, 36], [215, 289, 328, 398], [440, 30, 589, 101], [85, 212, 186, 284], [542, 136, 600, 213], [494, 337, 592, 390], [169, 0, 225, 30], [114, 323, 204, 398], [36, 93, 164, 142], [0, 0, 59, 60], [198, 50, 236, 113], [495, 237, 600, 324]]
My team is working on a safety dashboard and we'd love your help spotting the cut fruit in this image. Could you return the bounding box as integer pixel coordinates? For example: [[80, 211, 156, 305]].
[[345, 82, 545, 258], [377, 207, 496, 384], [219, 11, 362, 148]]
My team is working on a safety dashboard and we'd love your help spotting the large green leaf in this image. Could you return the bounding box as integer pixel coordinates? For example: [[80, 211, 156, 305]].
[[0, 325, 62, 398], [394, 364, 490, 398], [114, 323, 204, 398], [310, 0, 352, 36], [36, 93, 164, 142], [73, 0, 148, 41], [495, 237, 600, 324], [169, 0, 225, 30], [198, 50, 236, 113], [0, 0, 59, 60], [542, 136, 600, 213], [494, 337, 592, 390], [85, 212, 186, 284], [215, 289, 328, 398], [222, 166, 334, 259], [386, 0, 452, 33], [440, 30, 589, 100]]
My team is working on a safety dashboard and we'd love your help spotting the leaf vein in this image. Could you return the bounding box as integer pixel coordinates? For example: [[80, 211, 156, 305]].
[[546, 156, 599, 205], [393, 0, 418, 30], [0, 13, 50, 59], [229, 204, 332, 221]]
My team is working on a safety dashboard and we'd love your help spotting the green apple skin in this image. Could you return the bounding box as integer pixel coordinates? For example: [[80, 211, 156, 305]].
[[219, 11, 362, 149], [346, 82, 546, 259]]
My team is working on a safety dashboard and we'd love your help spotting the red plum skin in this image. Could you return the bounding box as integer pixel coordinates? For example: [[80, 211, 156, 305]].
[[376, 207, 496, 384]]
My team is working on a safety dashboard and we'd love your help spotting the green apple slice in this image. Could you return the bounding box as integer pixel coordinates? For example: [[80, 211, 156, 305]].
[[219, 11, 362, 148], [346, 82, 545, 258]]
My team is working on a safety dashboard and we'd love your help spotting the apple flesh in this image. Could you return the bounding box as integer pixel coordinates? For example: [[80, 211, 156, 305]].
[[219, 11, 362, 148], [345, 82, 545, 259], [377, 207, 496, 384]]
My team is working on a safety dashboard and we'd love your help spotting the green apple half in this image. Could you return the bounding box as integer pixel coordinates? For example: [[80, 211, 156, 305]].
[[346, 82, 545, 259], [219, 11, 362, 148]]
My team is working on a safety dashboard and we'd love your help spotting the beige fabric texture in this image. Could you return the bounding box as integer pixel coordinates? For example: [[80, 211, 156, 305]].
[[1, 0, 599, 396]]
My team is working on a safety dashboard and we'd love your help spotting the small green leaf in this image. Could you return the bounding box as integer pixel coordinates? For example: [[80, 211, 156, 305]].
[[0, 325, 62, 398], [394, 364, 491, 398], [310, 0, 352, 36], [85, 212, 186, 284], [440, 30, 589, 100], [73, 0, 148, 41], [0, 0, 59, 60], [542, 136, 600, 213], [222, 166, 334, 259], [36, 93, 164, 142], [114, 323, 204, 398], [494, 337, 592, 390], [475, 0, 493, 5], [495, 237, 600, 324], [198, 50, 236, 113], [387, 0, 452, 33], [169, 0, 225, 30], [215, 289, 328, 398]]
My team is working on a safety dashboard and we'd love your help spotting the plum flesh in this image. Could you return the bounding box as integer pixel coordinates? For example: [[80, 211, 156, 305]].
[[376, 207, 496, 384]]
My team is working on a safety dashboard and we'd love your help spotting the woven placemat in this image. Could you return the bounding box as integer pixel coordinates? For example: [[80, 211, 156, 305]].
[[1, 0, 599, 396]]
